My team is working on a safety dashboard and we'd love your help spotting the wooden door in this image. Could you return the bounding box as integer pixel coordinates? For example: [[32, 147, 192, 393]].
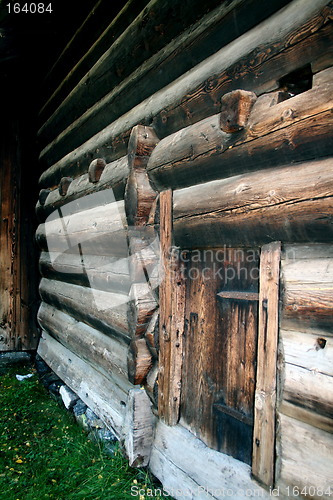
[[180, 247, 259, 464]]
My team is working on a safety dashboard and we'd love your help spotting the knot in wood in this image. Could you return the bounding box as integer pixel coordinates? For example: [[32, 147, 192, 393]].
[[281, 108, 295, 121]]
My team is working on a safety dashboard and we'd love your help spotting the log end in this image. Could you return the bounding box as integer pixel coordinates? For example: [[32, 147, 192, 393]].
[[59, 177, 73, 196], [88, 158, 107, 183], [220, 89, 257, 133]]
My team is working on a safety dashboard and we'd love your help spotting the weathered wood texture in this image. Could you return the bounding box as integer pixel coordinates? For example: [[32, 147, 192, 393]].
[[39, 278, 129, 341], [38, 331, 132, 436], [147, 67, 333, 190], [124, 125, 159, 386], [172, 158, 333, 247], [281, 256, 333, 327], [180, 248, 259, 464], [39, 0, 148, 122], [150, 421, 271, 500], [252, 242, 281, 487], [123, 387, 156, 467], [36, 200, 128, 257], [0, 114, 39, 351], [37, 302, 129, 381], [38, 0, 229, 151], [38, 0, 332, 188], [36, 156, 129, 222], [276, 414, 333, 499], [39, 252, 130, 295]]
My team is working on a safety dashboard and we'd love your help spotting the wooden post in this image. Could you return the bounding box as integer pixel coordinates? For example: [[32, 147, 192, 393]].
[[252, 241, 281, 487], [158, 189, 185, 425]]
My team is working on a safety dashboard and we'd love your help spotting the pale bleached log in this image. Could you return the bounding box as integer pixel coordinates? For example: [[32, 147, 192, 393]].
[[36, 156, 129, 221], [38, 332, 132, 436], [282, 363, 333, 419], [37, 302, 128, 380], [280, 329, 333, 377], [123, 388, 156, 467], [279, 401, 333, 433], [39, 251, 131, 295], [39, 278, 129, 341], [36, 200, 128, 257], [38, 0, 330, 188], [282, 244, 333, 261], [172, 158, 333, 247], [150, 421, 271, 499], [281, 258, 333, 284], [276, 413, 333, 499]]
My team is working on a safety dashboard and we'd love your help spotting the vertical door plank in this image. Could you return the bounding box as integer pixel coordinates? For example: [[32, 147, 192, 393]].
[[159, 189, 185, 425], [252, 241, 281, 487]]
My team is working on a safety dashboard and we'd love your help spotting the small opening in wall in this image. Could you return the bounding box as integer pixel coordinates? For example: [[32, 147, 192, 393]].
[[279, 64, 313, 98]]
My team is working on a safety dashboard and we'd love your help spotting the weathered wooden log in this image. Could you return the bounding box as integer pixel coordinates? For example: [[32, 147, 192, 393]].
[[125, 125, 159, 227], [144, 309, 159, 359], [276, 413, 333, 499], [36, 200, 128, 257], [88, 158, 106, 183], [282, 285, 333, 326], [278, 401, 333, 434], [172, 157, 333, 247], [36, 156, 129, 221], [39, 0, 150, 125], [145, 362, 159, 406], [150, 421, 271, 499], [127, 338, 153, 385], [282, 243, 333, 261], [281, 257, 333, 326], [38, 1, 332, 188], [220, 90, 257, 133], [38, 0, 228, 151], [38, 331, 131, 436], [147, 67, 333, 190], [59, 177, 73, 196], [37, 302, 129, 380], [39, 252, 131, 295], [280, 328, 333, 377], [122, 387, 156, 467], [127, 228, 160, 288], [127, 283, 158, 338], [282, 362, 333, 420], [39, 278, 130, 341]]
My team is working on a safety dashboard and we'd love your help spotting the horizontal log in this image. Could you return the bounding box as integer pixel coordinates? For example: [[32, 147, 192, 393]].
[[282, 362, 333, 419], [38, 0, 228, 150], [280, 328, 333, 377], [172, 157, 333, 247], [128, 283, 158, 338], [38, 331, 131, 436], [39, 278, 130, 341], [282, 243, 333, 260], [39, 0, 149, 123], [36, 200, 128, 257], [39, 252, 131, 295], [147, 67, 333, 190], [36, 156, 129, 221], [281, 258, 333, 284], [279, 401, 333, 433], [277, 413, 333, 499], [282, 285, 333, 326], [150, 421, 271, 499], [127, 338, 153, 386], [38, 0, 332, 187], [37, 302, 128, 380]]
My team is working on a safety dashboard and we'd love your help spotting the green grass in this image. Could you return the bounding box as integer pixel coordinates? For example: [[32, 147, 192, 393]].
[[0, 365, 169, 500]]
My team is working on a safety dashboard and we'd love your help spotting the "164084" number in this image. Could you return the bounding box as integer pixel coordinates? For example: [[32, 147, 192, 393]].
[[6, 3, 53, 13]]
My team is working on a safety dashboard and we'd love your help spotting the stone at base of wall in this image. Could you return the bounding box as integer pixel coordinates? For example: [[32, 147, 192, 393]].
[[34, 354, 118, 456], [0, 351, 33, 374]]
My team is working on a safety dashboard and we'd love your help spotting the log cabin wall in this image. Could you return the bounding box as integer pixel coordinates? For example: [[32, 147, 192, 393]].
[[35, 0, 333, 497]]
